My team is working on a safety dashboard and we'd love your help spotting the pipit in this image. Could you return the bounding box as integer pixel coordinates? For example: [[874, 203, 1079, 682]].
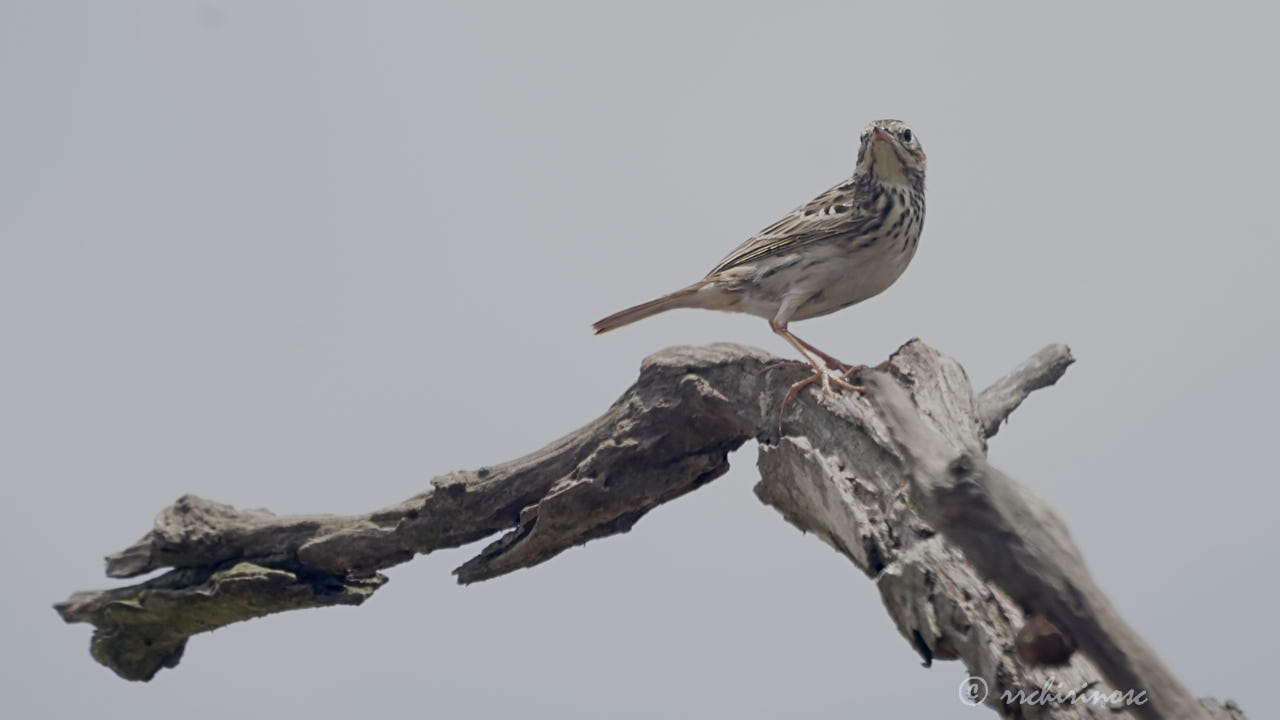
[[594, 119, 926, 410]]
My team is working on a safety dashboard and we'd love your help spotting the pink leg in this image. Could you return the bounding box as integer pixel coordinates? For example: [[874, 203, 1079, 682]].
[[788, 333, 865, 375], [769, 321, 866, 424]]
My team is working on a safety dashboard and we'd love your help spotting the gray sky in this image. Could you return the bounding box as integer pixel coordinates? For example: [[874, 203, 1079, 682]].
[[3, 1, 1276, 717]]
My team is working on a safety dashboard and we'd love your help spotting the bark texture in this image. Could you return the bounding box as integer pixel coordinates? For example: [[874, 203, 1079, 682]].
[[54, 340, 1245, 720]]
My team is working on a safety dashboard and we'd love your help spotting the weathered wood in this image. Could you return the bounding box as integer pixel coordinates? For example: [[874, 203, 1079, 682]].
[[54, 340, 1245, 719], [977, 342, 1075, 439], [863, 366, 1213, 720]]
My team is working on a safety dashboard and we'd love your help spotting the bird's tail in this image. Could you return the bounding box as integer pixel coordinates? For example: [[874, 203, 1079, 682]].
[[592, 284, 707, 334]]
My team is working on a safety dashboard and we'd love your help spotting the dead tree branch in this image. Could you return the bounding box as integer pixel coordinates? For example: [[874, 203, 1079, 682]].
[[54, 339, 1245, 720]]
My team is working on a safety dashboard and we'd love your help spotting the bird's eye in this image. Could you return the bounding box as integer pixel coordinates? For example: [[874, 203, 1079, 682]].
[[900, 129, 913, 143]]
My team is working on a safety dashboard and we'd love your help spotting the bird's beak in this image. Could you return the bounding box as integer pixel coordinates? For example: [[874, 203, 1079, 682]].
[[871, 126, 891, 143]]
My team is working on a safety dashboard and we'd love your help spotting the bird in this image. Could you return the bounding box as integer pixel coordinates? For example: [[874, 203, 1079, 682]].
[[593, 119, 926, 407]]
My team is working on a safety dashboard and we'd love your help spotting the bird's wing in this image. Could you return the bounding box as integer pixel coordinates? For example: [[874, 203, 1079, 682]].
[[706, 178, 874, 277]]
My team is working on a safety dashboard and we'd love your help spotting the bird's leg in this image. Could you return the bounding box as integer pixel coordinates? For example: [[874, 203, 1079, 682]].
[[788, 333, 901, 379], [770, 322, 865, 423], [760, 328, 857, 375], [786, 330, 892, 383], [788, 332, 862, 374], [760, 328, 891, 382]]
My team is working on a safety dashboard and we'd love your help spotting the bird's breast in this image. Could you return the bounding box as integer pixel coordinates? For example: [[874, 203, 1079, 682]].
[[790, 200, 923, 320]]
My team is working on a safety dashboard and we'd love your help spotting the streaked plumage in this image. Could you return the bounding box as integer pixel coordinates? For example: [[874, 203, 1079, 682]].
[[594, 119, 927, 404]]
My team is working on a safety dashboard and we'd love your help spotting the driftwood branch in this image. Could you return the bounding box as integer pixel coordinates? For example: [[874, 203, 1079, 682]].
[[55, 339, 1245, 719]]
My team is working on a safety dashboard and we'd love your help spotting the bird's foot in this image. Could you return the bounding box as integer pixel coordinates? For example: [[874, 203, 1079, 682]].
[[777, 361, 866, 426], [806, 349, 860, 376], [839, 358, 893, 381], [838, 363, 869, 380]]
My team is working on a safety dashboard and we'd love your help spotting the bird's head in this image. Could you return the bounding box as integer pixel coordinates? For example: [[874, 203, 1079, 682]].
[[856, 119, 926, 187]]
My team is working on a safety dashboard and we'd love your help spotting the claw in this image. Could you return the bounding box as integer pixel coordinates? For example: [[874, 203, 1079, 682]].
[[840, 363, 869, 380]]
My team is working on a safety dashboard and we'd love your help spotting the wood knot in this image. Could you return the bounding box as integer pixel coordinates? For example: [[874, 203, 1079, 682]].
[[1015, 614, 1076, 666]]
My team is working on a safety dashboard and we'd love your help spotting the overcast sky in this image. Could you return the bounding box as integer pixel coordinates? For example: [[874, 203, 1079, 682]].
[[3, 2, 1277, 717]]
